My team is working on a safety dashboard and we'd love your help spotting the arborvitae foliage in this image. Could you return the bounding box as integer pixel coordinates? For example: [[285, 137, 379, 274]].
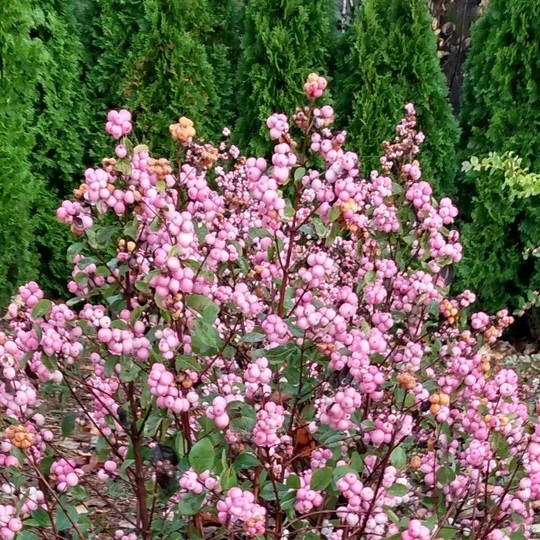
[[29, 0, 92, 297], [203, 0, 243, 130], [82, 0, 146, 159], [336, 0, 458, 194], [235, 0, 336, 156], [457, 0, 540, 311], [0, 1, 42, 302], [32, 0, 91, 195], [122, 0, 238, 156]]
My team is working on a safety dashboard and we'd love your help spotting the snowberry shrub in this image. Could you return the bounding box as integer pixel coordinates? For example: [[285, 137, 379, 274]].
[[0, 76, 539, 540]]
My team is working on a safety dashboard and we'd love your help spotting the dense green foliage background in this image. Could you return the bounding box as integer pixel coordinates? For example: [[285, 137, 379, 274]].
[[456, 0, 540, 312], [234, 0, 336, 155], [1, 0, 539, 320], [335, 0, 458, 194]]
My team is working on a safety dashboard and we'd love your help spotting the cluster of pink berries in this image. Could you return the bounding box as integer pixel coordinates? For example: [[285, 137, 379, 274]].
[[0, 506, 22, 540], [318, 387, 363, 430], [294, 471, 324, 512], [243, 357, 272, 398], [217, 488, 266, 535], [114, 530, 137, 540], [266, 113, 289, 140], [253, 402, 286, 447], [304, 73, 328, 99], [179, 468, 218, 494], [1, 73, 538, 539], [56, 200, 93, 232], [206, 395, 237, 429], [106, 109, 132, 139], [50, 458, 83, 492], [148, 363, 198, 413], [401, 519, 431, 540], [261, 314, 289, 345]]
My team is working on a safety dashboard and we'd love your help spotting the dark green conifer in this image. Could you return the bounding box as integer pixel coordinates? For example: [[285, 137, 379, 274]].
[[122, 0, 240, 155], [0, 1, 43, 301], [337, 0, 458, 193], [457, 0, 540, 310], [235, 0, 336, 155]]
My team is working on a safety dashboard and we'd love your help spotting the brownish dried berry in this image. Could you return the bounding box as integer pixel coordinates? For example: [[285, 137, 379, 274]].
[[409, 455, 421, 472], [6, 425, 35, 449], [397, 372, 416, 390], [170, 117, 196, 143]]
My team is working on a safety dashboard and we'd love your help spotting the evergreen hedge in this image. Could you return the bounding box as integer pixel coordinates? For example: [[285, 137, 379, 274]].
[[457, 0, 540, 311], [31, 0, 92, 297], [0, 1, 43, 302], [83, 0, 146, 160], [235, 0, 336, 156], [122, 0, 241, 156], [336, 0, 459, 194]]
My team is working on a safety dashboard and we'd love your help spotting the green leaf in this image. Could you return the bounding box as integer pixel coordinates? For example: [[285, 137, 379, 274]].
[[387, 483, 408, 497], [361, 420, 376, 432], [189, 438, 215, 473], [177, 492, 206, 516], [175, 432, 187, 458], [491, 431, 510, 459], [364, 270, 376, 285], [294, 167, 306, 181], [119, 359, 141, 383], [16, 532, 39, 540], [31, 299, 53, 319], [41, 354, 58, 372], [286, 474, 301, 489], [118, 459, 135, 481], [66, 241, 85, 263], [55, 507, 75, 531], [130, 305, 145, 326], [104, 355, 118, 377], [30, 508, 51, 527], [61, 412, 78, 438], [312, 215, 327, 237], [149, 217, 162, 233], [259, 481, 288, 501], [350, 451, 364, 472], [95, 225, 117, 247], [325, 221, 340, 246], [438, 528, 458, 539], [328, 205, 341, 222], [229, 415, 256, 433], [390, 447, 407, 469], [175, 354, 202, 372], [436, 465, 456, 485], [310, 467, 332, 491], [242, 330, 266, 343], [66, 296, 83, 307], [116, 158, 132, 175], [248, 228, 273, 239], [186, 295, 220, 322], [124, 218, 138, 239], [279, 490, 298, 510], [190, 319, 223, 355], [233, 451, 261, 470], [110, 320, 129, 330], [220, 467, 237, 490], [133, 144, 149, 154], [383, 505, 400, 525]]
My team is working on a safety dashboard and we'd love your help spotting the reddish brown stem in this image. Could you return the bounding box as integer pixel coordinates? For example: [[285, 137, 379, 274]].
[[128, 382, 151, 540]]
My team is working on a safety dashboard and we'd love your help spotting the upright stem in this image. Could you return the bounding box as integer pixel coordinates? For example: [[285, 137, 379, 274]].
[[277, 189, 301, 317], [128, 382, 151, 539]]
